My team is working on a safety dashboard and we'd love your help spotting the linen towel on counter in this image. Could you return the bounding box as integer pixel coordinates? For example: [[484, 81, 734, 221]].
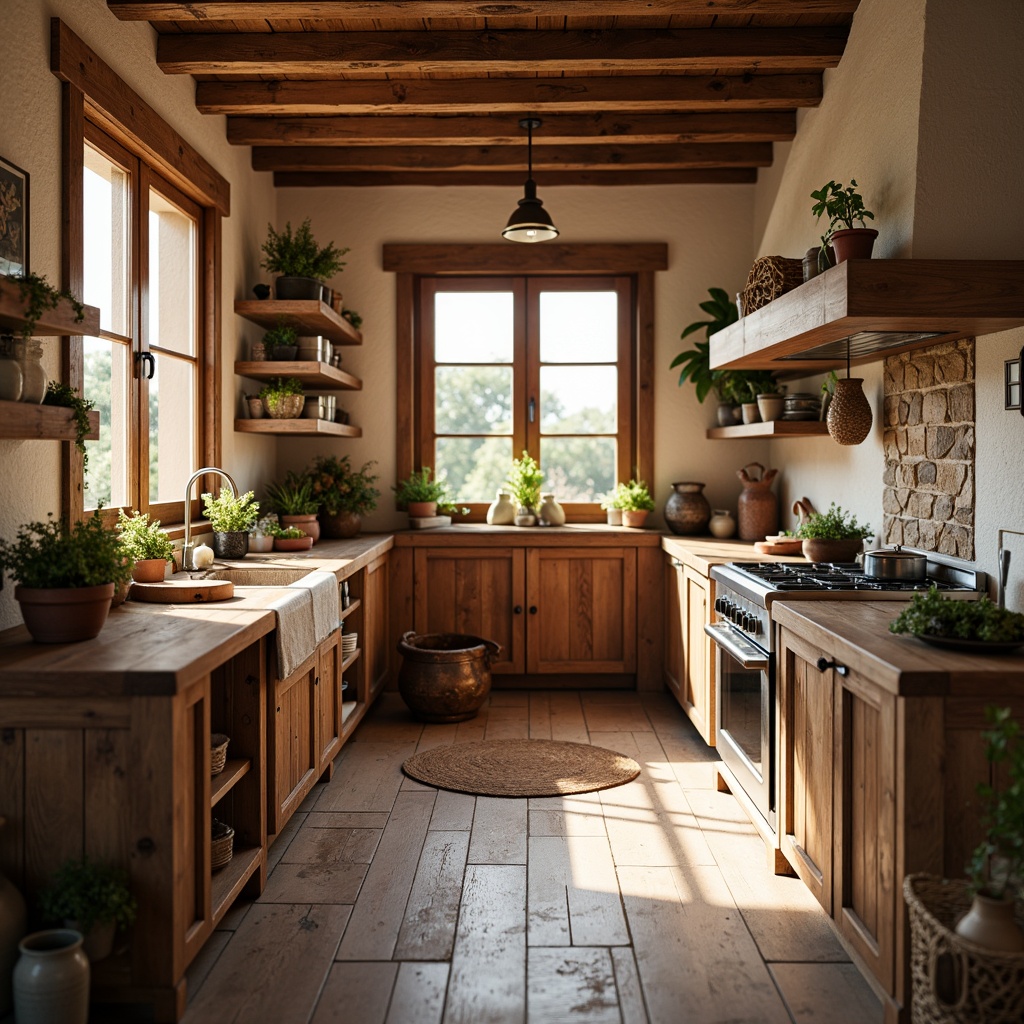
[[269, 587, 317, 679], [291, 571, 341, 644]]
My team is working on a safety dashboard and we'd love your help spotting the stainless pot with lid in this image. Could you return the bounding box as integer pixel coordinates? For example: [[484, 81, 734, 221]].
[[862, 545, 927, 579]]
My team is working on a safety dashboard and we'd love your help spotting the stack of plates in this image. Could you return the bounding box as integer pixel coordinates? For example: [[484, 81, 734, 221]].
[[342, 631, 358, 657], [781, 392, 821, 421]]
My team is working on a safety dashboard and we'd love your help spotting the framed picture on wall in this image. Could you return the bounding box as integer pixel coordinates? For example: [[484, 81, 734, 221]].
[[0, 155, 29, 277]]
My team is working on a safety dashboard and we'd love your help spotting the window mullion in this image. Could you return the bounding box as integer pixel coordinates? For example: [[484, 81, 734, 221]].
[[519, 277, 535, 459], [135, 162, 152, 513]]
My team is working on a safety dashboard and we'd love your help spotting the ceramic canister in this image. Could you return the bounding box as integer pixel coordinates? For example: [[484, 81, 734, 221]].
[[13, 930, 90, 1024]]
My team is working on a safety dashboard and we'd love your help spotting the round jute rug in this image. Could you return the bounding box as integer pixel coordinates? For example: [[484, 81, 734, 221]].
[[401, 738, 641, 798]]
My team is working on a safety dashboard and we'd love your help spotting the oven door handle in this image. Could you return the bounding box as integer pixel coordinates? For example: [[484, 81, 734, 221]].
[[703, 622, 769, 671]]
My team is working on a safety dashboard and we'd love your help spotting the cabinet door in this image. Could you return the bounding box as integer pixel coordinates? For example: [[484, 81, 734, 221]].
[[414, 546, 525, 673], [316, 630, 342, 775], [363, 552, 390, 698], [268, 653, 318, 835], [681, 565, 715, 745], [778, 627, 833, 912], [526, 547, 636, 674], [664, 556, 684, 699]]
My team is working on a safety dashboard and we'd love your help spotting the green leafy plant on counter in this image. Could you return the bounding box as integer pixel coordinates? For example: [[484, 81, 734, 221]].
[[811, 179, 875, 263], [308, 455, 380, 516], [43, 381, 95, 476], [201, 488, 260, 533], [889, 588, 1024, 644], [392, 467, 448, 508], [264, 522, 306, 540], [265, 473, 320, 515], [670, 287, 739, 402], [39, 857, 137, 933], [795, 503, 873, 541], [262, 321, 298, 355], [506, 451, 544, 512], [6, 272, 86, 341], [116, 509, 174, 565], [260, 219, 348, 280], [611, 479, 656, 513]]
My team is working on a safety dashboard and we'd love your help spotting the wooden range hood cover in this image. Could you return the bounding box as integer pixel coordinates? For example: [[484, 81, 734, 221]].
[[710, 259, 1024, 372]]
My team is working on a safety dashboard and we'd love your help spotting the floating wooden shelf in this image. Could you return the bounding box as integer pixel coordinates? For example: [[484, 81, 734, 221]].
[[211, 844, 262, 925], [235, 360, 362, 391], [0, 399, 100, 441], [0, 276, 101, 338], [234, 299, 362, 346], [341, 701, 359, 725], [339, 598, 361, 623], [341, 648, 361, 673], [706, 420, 829, 440], [210, 758, 251, 808], [234, 418, 361, 437]]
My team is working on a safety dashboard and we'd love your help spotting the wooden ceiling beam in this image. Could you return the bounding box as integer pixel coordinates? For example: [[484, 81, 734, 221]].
[[228, 110, 796, 146], [252, 141, 773, 171], [157, 27, 849, 75], [198, 74, 824, 115], [110, 1, 860, 20], [273, 168, 759, 186]]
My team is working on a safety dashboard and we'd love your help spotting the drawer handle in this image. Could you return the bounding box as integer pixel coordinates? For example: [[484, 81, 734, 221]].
[[513, 605, 523, 615], [816, 656, 848, 676], [529, 605, 538, 615]]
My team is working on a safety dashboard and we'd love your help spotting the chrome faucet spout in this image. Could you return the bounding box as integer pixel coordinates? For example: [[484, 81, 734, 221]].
[[182, 466, 241, 571]]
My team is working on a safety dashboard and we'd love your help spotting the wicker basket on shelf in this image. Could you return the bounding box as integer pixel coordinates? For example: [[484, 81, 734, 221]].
[[740, 255, 804, 315], [210, 733, 230, 776], [211, 819, 235, 872], [904, 874, 1024, 1024]]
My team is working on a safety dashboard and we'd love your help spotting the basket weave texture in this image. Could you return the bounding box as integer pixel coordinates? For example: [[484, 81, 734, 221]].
[[211, 819, 235, 872], [210, 733, 230, 776], [740, 255, 804, 315], [826, 377, 873, 445], [904, 874, 1024, 1024]]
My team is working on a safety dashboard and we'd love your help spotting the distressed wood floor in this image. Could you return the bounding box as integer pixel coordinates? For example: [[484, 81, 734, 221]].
[[182, 691, 883, 1024]]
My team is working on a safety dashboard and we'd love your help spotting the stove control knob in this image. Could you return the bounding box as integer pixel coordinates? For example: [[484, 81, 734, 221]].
[[715, 597, 726, 614], [743, 613, 755, 631], [749, 617, 761, 636]]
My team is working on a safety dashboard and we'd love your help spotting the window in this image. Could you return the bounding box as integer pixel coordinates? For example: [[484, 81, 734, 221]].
[[417, 275, 634, 519]]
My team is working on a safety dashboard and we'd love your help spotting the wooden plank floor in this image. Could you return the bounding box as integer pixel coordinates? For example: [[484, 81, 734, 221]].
[[182, 692, 882, 1024]]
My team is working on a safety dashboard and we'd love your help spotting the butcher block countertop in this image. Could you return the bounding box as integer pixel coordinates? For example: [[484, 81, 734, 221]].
[[661, 535, 802, 575], [773, 600, 1024, 698], [0, 534, 392, 697]]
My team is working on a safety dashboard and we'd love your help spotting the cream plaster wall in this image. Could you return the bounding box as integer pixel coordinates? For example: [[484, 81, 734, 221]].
[[274, 183, 764, 533], [0, 0, 276, 629]]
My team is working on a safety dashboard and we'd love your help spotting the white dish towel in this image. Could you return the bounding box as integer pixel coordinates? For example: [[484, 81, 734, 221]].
[[292, 571, 341, 645], [269, 588, 317, 679]]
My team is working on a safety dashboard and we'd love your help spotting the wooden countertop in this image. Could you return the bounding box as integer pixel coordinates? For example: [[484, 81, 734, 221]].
[[0, 534, 392, 698], [772, 600, 1024, 698], [661, 535, 803, 575], [393, 523, 663, 546]]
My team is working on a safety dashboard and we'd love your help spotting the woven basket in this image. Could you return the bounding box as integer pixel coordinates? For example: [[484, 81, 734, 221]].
[[263, 393, 304, 419], [210, 733, 230, 776], [740, 255, 804, 315], [211, 819, 235, 872], [904, 874, 1024, 1024], [826, 377, 873, 445]]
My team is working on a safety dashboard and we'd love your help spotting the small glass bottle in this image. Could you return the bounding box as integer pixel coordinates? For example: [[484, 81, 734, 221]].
[[19, 340, 46, 404]]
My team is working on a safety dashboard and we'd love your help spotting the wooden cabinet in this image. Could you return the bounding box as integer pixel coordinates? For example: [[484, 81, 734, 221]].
[[361, 551, 391, 699], [315, 629, 342, 775]]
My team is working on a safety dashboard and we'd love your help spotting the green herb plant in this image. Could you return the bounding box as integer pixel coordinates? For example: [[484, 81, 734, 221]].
[[341, 308, 362, 330], [258, 377, 304, 414], [889, 588, 1024, 644], [201, 489, 260, 533], [265, 523, 306, 540], [795, 503, 873, 541], [6, 272, 86, 341], [43, 381, 95, 477], [263, 322, 298, 354], [810, 179, 875, 263], [116, 509, 174, 565], [670, 287, 739, 403], [821, 369, 840, 397], [0, 512, 131, 589], [392, 467, 448, 508], [506, 451, 544, 512], [260, 219, 348, 280], [39, 857, 137, 933], [308, 455, 380, 516], [265, 473, 320, 515], [611, 479, 656, 513]]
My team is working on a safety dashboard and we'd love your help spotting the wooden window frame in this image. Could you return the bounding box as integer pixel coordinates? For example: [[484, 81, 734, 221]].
[[385, 243, 666, 522]]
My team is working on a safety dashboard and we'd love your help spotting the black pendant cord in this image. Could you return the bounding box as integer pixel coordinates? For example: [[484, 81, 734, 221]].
[[526, 120, 534, 182], [846, 336, 851, 379]]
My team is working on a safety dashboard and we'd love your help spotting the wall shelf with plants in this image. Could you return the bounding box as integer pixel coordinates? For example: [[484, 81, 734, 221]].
[[0, 274, 100, 338], [234, 418, 362, 438], [234, 299, 362, 346], [0, 398, 100, 441], [234, 360, 362, 391]]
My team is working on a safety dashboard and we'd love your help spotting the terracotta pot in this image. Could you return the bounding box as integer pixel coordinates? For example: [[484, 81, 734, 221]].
[[621, 510, 649, 529], [801, 538, 865, 564], [280, 513, 320, 543], [736, 462, 778, 541], [407, 501, 437, 519], [955, 892, 1024, 952], [13, 930, 90, 1024], [320, 510, 361, 539], [397, 631, 501, 723], [15, 583, 115, 644], [131, 558, 167, 583], [827, 377, 873, 445], [664, 482, 711, 536], [829, 227, 878, 263], [274, 536, 314, 552]]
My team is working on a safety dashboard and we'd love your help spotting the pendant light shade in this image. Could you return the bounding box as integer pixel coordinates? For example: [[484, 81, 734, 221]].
[[502, 118, 559, 243]]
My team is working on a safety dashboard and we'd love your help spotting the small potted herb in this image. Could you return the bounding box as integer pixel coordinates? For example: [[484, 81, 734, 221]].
[[263, 322, 298, 361], [117, 509, 174, 583], [308, 455, 380, 538], [265, 472, 321, 542], [795, 502, 873, 563], [248, 514, 278, 554], [39, 857, 137, 962], [393, 467, 450, 519], [810, 179, 877, 265], [611, 479, 656, 528], [506, 451, 544, 526], [259, 377, 304, 419], [265, 522, 313, 552], [260, 219, 349, 300], [201, 488, 260, 559], [600, 492, 622, 526], [0, 512, 130, 643]]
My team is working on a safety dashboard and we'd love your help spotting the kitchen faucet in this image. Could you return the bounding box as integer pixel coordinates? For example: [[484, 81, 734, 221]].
[[181, 466, 240, 571]]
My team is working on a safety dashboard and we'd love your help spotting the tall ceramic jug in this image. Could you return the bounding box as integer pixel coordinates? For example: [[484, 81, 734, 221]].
[[736, 462, 778, 541]]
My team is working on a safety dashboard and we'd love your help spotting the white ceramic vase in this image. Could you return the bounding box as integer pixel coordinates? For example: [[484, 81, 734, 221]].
[[486, 490, 516, 525], [538, 494, 565, 526], [13, 929, 90, 1024]]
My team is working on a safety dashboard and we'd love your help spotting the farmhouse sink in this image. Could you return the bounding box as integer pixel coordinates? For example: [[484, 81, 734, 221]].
[[204, 566, 314, 587]]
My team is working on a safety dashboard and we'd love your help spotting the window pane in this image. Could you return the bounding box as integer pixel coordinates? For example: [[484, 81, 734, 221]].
[[540, 436, 617, 503], [83, 145, 130, 337], [149, 353, 196, 504], [539, 291, 618, 363], [435, 292, 514, 363], [149, 189, 196, 357], [83, 337, 130, 510], [436, 436, 513, 504], [540, 365, 617, 435], [435, 365, 513, 435]]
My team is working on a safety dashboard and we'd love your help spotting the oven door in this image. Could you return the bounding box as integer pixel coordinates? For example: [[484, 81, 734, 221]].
[[704, 621, 775, 830]]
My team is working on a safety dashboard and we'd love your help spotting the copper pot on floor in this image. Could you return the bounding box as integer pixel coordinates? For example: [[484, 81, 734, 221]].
[[397, 632, 501, 723]]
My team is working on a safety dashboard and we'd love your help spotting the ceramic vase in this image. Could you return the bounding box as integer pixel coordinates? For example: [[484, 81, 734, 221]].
[[486, 491, 516, 526], [664, 482, 711, 536], [955, 893, 1024, 952], [708, 509, 737, 539], [757, 394, 786, 422], [827, 378, 873, 445], [514, 508, 537, 527], [13, 929, 90, 1024], [19, 340, 46, 404], [605, 509, 622, 526], [741, 402, 760, 425], [0, 818, 27, 1016], [736, 462, 778, 541], [537, 494, 565, 527]]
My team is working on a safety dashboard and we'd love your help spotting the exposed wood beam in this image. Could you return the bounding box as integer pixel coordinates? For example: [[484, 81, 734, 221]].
[[158, 27, 849, 75], [228, 111, 796, 146], [274, 168, 759, 186], [382, 243, 670, 275], [198, 74, 824, 115], [253, 141, 772, 171], [110, 1, 860, 20]]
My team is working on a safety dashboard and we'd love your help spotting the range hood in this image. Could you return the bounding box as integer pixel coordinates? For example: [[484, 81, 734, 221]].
[[710, 259, 1024, 372]]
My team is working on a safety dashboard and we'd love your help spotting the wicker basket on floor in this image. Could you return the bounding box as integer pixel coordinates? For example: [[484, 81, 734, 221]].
[[210, 733, 230, 776], [211, 819, 235, 872], [740, 255, 804, 315], [904, 874, 1024, 1024]]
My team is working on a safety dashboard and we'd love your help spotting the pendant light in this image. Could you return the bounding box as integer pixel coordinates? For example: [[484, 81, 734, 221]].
[[502, 117, 559, 243], [826, 337, 873, 445]]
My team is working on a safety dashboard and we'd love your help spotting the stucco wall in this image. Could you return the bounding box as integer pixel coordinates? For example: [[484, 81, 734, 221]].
[[0, 0, 276, 629]]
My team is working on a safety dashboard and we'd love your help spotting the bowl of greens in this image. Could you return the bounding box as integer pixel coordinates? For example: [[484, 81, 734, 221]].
[[889, 587, 1024, 654]]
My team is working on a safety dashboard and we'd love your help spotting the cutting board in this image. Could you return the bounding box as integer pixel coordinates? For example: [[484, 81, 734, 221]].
[[131, 579, 235, 603], [408, 514, 453, 530], [754, 538, 805, 556]]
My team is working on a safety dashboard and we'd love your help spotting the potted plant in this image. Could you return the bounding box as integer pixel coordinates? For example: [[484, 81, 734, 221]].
[[265, 472, 321, 542], [39, 857, 137, 962], [308, 455, 380, 538], [259, 377, 304, 419], [393, 467, 451, 519], [506, 451, 543, 526], [612, 479, 656, 528], [795, 502, 873, 563], [201, 488, 260, 559], [811, 179, 877, 264], [600, 492, 622, 526], [248, 514, 277, 554], [116, 509, 174, 583], [0, 512, 130, 643], [259, 219, 349, 301], [752, 374, 786, 423], [265, 522, 313, 553], [820, 369, 839, 420], [263, 322, 298, 361]]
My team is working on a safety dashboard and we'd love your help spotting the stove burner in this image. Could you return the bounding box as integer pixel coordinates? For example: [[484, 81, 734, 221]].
[[731, 561, 962, 592]]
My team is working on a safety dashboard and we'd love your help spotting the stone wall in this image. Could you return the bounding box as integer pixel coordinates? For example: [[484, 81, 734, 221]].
[[882, 339, 975, 558]]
